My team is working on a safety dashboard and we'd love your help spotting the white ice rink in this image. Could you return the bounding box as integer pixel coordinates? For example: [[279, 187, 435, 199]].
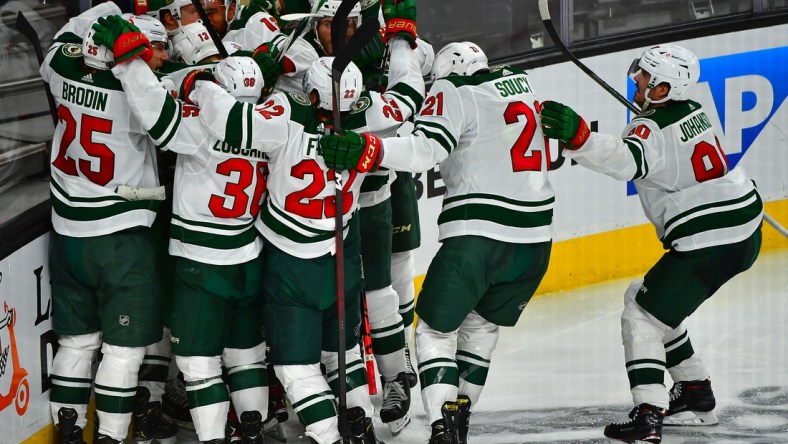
[[181, 248, 788, 443]]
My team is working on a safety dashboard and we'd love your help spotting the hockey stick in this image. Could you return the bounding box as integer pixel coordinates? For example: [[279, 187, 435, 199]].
[[537, 0, 788, 239], [16, 12, 57, 125], [538, 0, 638, 114], [190, 0, 229, 58], [330, 5, 378, 435], [360, 288, 378, 395], [273, 0, 324, 63]]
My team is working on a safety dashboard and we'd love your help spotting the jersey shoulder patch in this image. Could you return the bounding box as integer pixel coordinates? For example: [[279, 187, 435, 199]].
[[61, 44, 83, 57], [350, 93, 372, 114], [287, 92, 313, 107]]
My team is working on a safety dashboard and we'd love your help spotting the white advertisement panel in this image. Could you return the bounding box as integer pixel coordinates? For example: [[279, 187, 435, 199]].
[[0, 234, 55, 444], [412, 25, 788, 273]]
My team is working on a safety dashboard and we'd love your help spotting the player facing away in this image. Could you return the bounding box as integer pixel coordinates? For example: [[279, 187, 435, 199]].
[[181, 54, 383, 444], [319, 41, 554, 444], [540, 44, 763, 444], [41, 5, 167, 444]]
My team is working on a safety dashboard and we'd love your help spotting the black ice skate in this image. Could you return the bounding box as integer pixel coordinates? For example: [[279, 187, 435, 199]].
[[604, 403, 666, 443], [380, 372, 411, 435], [56, 407, 86, 444], [403, 348, 418, 388], [344, 406, 383, 443], [664, 379, 718, 426], [456, 396, 472, 444], [429, 401, 460, 444], [133, 387, 179, 444], [237, 410, 266, 444], [162, 373, 194, 430]]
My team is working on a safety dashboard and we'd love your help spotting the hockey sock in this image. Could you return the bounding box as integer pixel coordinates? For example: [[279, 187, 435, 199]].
[[223, 343, 268, 416], [175, 355, 229, 441], [50, 333, 101, 429], [94, 343, 145, 440]]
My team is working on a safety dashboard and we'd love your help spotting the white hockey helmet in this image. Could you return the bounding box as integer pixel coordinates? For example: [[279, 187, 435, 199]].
[[303, 57, 362, 112], [82, 19, 115, 70], [172, 21, 220, 65], [628, 44, 700, 103], [315, 0, 361, 19], [430, 41, 488, 82], [157, 0, 193, 26], [122, 13, 168, 47], [416, 38, 435, 77], [214, 56, 264, 103]]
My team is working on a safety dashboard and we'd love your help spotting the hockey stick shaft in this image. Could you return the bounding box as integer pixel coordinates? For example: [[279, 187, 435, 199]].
[[274, 0, 324, 63], [361, 289, 377, 395], [16, 12, 57, 125], [190, 0, 229, 58], [538, 0, 638, 114], [538, 0, 788, 239]]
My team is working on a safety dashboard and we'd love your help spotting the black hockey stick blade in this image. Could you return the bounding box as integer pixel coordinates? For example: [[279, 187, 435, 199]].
[[538, 0, 639, 114], [190, 0, 229, 58], [16, 11, 57, 125], [331, 17, 380, 132], [331, 0, 361, 57]]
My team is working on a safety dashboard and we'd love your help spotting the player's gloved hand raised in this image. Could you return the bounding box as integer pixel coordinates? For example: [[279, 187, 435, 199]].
[[91, 15, 152, 65], [353, 31, 385, 70], [540, 100, 590, 150], [252, 41, 289, 91], [382, 0, 417, 48], [179, 69, 215, 105], [319, 131, 383, 173]]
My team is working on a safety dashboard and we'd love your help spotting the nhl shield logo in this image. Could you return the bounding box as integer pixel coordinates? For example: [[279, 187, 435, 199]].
[[119, 315, 130, 326]]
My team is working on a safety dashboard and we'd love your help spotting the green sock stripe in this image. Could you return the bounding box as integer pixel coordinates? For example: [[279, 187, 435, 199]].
[[664, 330, 688, 349], [94, 383, 137, 393], [455, 349, 491, 364], [296, 397, 338, 427], [227, 366, 268, 393], [419, 365, 458, 389], [186, 380, 230, 408], [95, 392, 136, 414], [399, 306, 414, 328], [370, 329, 406, 355], [51, 374, 92, 384], [626, 359, 666, 389], [292, 390, 334, 410], [327, 361, 367, 394], [370, 320, 403, 335], [666, 337, 695, 368], [50, 384, 92, 405], [457, 358, 490, 386]]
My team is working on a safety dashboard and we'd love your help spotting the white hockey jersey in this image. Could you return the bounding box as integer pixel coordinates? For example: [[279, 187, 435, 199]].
[[379, 66, 555, 244], [192, 82, 364, 259], [112, 60, 265, 265], [564, 100, 763, 251], [41, 42, 161, 237], [224, 10, 284, 50], [340, 39, 424, 207]]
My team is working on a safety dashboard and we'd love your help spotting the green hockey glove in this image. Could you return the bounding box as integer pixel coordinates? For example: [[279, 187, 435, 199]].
[[92, 15, 152, 65], [540, 100, 590, 150], [252, 41, 290, 91], [179, 69, 215, 104], [382, 0, 416, 47], [319, 131, 384, 173], [353, 32, 384, 70]]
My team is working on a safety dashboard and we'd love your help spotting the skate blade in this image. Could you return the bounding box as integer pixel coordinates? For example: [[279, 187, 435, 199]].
[[386, 414, 411, 436], [664, 410, 718, 426], [263, 422, 288, 441]]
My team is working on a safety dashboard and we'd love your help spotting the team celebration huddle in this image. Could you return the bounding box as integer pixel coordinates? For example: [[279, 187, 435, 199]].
[[41, 0, 764, 443]]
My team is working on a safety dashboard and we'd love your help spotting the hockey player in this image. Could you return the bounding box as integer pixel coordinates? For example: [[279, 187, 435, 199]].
[[91, 16, 272, 444], [175, 49, 401, 444], [319, 41, 554, 444], [540, 44, 763, 444], [42, 5, 167, 444]]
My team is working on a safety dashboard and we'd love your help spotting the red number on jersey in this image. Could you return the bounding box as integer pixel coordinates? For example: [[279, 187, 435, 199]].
[[52, 105, 115, 185], [284, 159, 357, 219], [381, 96, 403, 122], [256, 99, 285, 120], [209, 159, 268, 218], [260, 16, 279, 32], [628, 124, 651, 139], [504, 101, 547, 172], [421, 92, 444, 116], [183, 104, 200, 117], [691, 137, 728, 183]]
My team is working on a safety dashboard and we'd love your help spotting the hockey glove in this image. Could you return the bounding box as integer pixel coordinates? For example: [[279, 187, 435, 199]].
[[319, 131, 383, 173], [252, 42, 292, 92], [92, 15, 152, 65], [179, 69, 215, 105], [540, 100, 590, 150], [353, 31, 385, 70], [381, 0, 417, 47]]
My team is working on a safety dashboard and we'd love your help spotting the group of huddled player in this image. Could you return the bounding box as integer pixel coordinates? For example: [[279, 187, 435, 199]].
[[43, 0, 764, 443]]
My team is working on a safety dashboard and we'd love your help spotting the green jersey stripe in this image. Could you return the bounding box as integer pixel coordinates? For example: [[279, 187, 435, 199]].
[[149, 94, 178, 141], [623, 137, 646, 180], [51, 179, 125, 203], [662, 195, 762, 247], [415, 127, 453, 155], [260, 205, 335, 244], [171, 213, 255, 232], [438, 203, 553, 229], [51, 191, 161, 222], [389, 82, 424, 113], [664, 189, 759, 231], [170, 223, 258, 250], [225, 102, 246, 149], [443, 193, 555, 208], [417, 120, 458, 147]]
